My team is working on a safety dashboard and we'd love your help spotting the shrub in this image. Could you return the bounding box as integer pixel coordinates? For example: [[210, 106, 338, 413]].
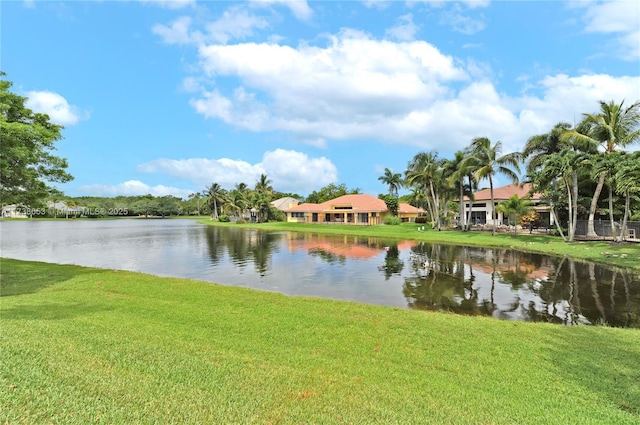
[[218, 214, 230, 222], [235, 219, 247, 224], [384, 216, 402, 225], [415, 216, 429, 224]]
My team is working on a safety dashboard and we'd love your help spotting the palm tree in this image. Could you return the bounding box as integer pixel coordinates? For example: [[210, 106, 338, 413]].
[[462, 137, 520, 235], [562, 100, 640, 238], [205, 182, 227, 220], [495, 194, 533, 237], [188, 192, 202, 216], [378, 168, 403, 197], [614, 151, 640, 242], [449, 151, 471, 230], [255, 174, 273, 198], [406, 151, 444, 230], [522, 122, 571, 176]]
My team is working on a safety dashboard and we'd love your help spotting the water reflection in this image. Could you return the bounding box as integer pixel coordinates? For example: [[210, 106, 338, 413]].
[[205, 226, 283, 276], [1, 220, 638, 327], [402, 243, 639, 328]]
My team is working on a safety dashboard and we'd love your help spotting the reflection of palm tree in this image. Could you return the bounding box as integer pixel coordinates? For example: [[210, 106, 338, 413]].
[[379, 244, 404, 280]]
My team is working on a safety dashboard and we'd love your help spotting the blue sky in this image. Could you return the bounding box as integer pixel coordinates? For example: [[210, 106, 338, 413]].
[[4, 0, 639, 199]]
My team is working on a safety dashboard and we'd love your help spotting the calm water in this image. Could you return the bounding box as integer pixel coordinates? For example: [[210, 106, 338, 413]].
[[1, 219, 639, 327]]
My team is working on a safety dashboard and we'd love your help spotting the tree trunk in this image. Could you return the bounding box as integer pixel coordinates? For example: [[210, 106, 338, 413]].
[[607, 184, 616, 239], [618, 191, 630, 242], [489, 176, 496, 236], [586, 172, 606, 237], [466, 175, 474, 231], [571, 170, 578, 242], [459, 181, 465, 230]]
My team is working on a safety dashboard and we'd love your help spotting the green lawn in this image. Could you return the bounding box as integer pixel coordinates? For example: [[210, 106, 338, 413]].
[[1, 258, 639, 424], [202, 220, 640, 271]]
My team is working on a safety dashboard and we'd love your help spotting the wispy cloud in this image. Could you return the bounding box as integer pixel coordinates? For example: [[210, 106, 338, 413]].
[[580, 0, 640, 60]]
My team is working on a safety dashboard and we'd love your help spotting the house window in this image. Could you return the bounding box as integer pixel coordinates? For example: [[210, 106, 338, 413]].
[[290, 212, 305, 218], [472, 203, 486, 208], [371, 212, 377, 217], [358, 213, 368, 223]]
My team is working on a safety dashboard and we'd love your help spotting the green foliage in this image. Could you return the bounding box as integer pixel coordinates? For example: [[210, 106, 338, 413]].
[[383, 215, 401, 225], [218, 214, 230, 222], [379, 194, 399, 216], [0, 73, 73, 205], [305, 183, 360, 203]]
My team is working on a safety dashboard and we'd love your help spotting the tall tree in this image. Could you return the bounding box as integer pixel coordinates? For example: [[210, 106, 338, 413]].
[[205, 182, 227, 220], [462, 137, 520, 235], [0, 73, 73, 205], [614, 151, 640, 242], [563, 100, 640, 237], [406, 151, 444, 230], [522, 122, 571, 176], [378, 168, 403, 197], [255, 174, 273, 198], [448, 151, 469, 229]]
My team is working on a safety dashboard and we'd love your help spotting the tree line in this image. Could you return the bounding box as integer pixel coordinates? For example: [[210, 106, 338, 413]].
[[377, 99, 640, 242], [2, 71, 638, 240]]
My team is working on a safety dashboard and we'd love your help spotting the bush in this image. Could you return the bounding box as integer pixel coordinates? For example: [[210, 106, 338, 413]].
[[218, 214, 230, 222], [415, 216, 429, 224], [235, 219, 247, 224], [384, 216, 402, 225]]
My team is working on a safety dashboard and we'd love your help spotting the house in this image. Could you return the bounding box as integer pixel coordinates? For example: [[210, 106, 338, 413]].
[[463, 183, 552, 227], [1, 205, 28, 218], [270, 197, 300, 211], [285, 194, 424, 225]]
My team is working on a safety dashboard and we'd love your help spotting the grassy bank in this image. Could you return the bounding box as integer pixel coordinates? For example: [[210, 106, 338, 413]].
[[201, 220, 640, 271], [1, 258, 639, 424]]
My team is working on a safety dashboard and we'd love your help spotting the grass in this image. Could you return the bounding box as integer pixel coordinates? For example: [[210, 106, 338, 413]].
[[2, 258, 639, 424], [201, 220, 640, 271]]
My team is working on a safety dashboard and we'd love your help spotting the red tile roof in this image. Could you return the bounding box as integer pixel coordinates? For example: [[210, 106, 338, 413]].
[[468, 183, 541, 201], [286, 194, 424, 214]]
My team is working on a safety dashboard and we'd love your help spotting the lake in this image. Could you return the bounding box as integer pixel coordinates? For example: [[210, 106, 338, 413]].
[[1, 218, 638, 328]]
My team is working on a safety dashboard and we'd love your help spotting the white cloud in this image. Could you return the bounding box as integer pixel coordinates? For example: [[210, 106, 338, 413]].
[[580, 0, 640, 60], [152, 16, 196, 45], [138, 149, 338, 194], [386, 14, 419, 41], [139, 0, 195, 10], [205, 6, 270, 44], [79, 180, 192, 198], [192, 30, 468, 144], [250, 0, 313, 21], [25, 91, 87, 126], [185, 25, 640, 156], [153, 6, 270, 46]]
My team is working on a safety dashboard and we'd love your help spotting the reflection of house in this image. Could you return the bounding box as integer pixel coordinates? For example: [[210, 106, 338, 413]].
[[288, 235, 417, 259], [285, 194, 424, 225], [464, 183, 552, 226]]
